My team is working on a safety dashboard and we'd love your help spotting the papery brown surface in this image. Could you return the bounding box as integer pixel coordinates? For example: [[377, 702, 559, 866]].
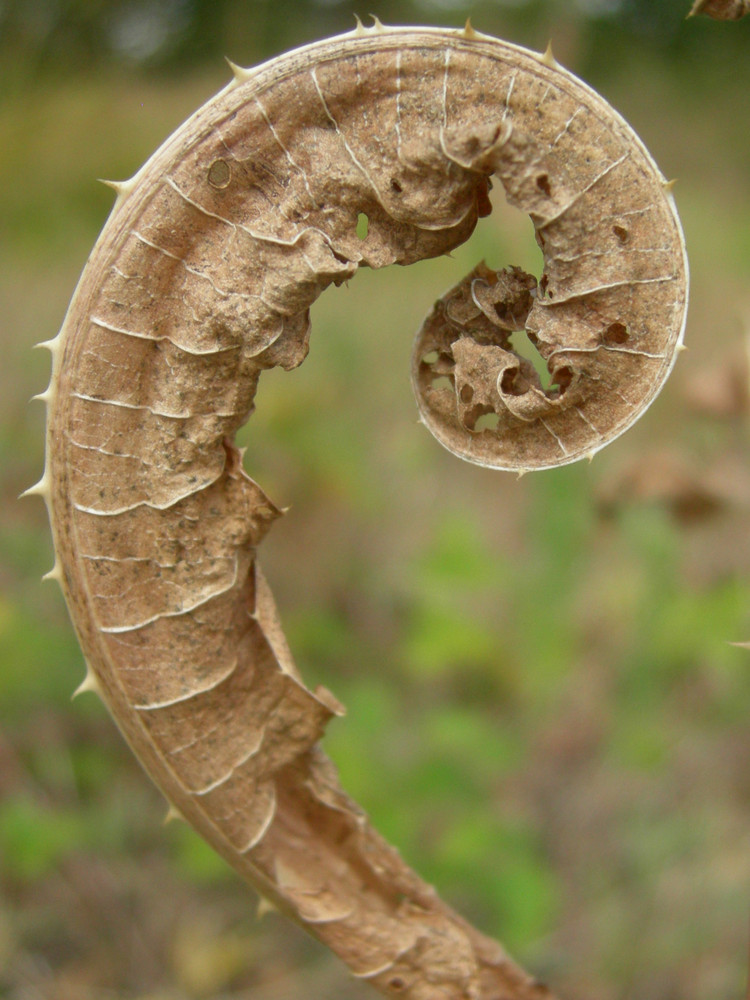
[[41, 25, 687, 999]]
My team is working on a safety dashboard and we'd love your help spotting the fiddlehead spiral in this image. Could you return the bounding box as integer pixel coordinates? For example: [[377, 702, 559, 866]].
[[33, 23, 687, 999]]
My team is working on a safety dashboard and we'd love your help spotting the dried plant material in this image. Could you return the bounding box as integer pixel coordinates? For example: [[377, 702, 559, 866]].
[[688, 0, 750, 18], [597, 449, 724, 525], [412, 70, 687, 470], [33, 23, 687, 999], [684, 343, 750, 419]]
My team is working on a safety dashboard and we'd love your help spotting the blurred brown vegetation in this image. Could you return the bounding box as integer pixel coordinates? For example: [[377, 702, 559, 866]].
[[2, 1, 750, 998]]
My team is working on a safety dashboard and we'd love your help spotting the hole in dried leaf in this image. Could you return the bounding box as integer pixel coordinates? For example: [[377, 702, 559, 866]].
[[536, 173, 552, 197], [460, 384, 474, 404], [207, 158, 231, 189], [421, 350, 439, 365], [475, 411, 500, 431], [603, 322, 629, 345], [461, 402, 495, 430], [612, 224, 629, 244], [356, 212, 369, 240], [432, 375, 453, 391], [509, 329, 552, 390]]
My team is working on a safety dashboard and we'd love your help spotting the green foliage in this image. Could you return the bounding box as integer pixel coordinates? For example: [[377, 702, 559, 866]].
[[0, 797, 84, 883], [168, 825, 238, 886], [2, 0, 750, 86], [0, 595, 82, 715]]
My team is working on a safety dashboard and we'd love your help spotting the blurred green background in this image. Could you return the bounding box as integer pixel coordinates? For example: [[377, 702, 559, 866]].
[[2, 1, 750, 998]]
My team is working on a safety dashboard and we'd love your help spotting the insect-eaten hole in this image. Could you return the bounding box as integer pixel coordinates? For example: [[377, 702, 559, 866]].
[[602, 321, 629, 345], [508, 328, 553, 391], [207, 158, 231, 189], [612, 224, 629, 244], [475, 411, 500, 432], [356, 212, 369, 240], [421, 349, 439, 365], [431, 375, 453, 391], [459, 384, 474, 404], [462, 403, 498, 431], [536, 173, 552, 197]]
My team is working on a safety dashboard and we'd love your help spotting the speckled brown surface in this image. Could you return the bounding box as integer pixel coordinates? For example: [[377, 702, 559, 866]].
[[39, 24, 687, 999]]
